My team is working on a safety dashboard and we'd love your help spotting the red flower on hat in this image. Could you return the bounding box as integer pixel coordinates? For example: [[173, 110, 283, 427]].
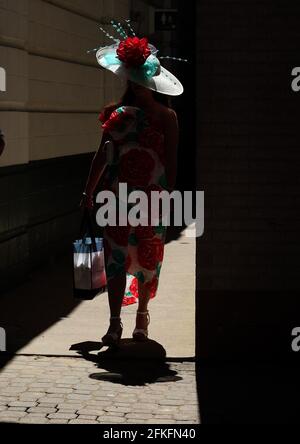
[[117, 37, 151, 68]]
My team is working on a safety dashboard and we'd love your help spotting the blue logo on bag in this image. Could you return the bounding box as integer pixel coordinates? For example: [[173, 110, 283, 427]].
[[73, 237, 103, 253]]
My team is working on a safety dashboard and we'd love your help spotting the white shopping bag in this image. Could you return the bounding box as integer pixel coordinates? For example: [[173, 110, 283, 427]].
[[73, 208, 107, 300]]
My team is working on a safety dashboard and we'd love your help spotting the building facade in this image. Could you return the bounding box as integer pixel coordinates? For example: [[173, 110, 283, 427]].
[[0, 0, 132, 290], [0, 0, 185, 292]]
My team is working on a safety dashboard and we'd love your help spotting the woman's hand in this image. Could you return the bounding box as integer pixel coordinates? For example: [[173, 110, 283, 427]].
[[80, 193, 94, 210]]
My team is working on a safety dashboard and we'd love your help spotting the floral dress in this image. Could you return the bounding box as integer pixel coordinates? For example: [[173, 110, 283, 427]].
[[98, 105, 169, 306]]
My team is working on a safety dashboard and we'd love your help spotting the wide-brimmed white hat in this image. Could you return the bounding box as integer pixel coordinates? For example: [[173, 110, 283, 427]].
[[90, 21, 186, 97]]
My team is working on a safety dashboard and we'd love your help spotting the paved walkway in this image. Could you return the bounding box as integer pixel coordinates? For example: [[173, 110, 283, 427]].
[[0, 355, 199, 424], [1, 225, 195, 359], [0, 224, 198, 424]]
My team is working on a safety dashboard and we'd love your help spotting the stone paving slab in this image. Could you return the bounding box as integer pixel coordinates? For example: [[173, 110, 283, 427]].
[[0, 355, 200, 424]]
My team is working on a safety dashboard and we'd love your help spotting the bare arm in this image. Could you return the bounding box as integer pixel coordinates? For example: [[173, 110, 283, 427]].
[[164, 109, 179, 191], [81, 132, 109, 208], [0, 130, 5, 156]]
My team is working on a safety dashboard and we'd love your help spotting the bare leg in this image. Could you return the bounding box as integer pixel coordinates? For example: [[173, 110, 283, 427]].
[[107, 272, 126, 317], [106, 271, 126, 332], [135, 281, 151, 330], [103, 226, 126, 332]]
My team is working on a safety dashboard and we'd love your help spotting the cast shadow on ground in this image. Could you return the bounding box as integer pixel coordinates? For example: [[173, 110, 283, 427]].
[[0, 223, 188, 373], [0, 254, 81, 370], [70, 340, 183, 387], [165, 223, 188, 244]]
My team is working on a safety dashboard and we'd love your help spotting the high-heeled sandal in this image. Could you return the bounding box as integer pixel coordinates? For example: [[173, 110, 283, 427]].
[[101, 317, 123, 346], [132, 310, 150, 342]]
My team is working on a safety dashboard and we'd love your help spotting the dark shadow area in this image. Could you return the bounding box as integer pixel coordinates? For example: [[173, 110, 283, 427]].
[[0, 153, 94, 370], [196, 289, 300, 423], [173, 0, 197, 194], [197, 359, 300, 424], [0, 253, 80, 370], [71, 339, 182, 386], [194, 0, 300, 425], [165, 223, 188, 244]]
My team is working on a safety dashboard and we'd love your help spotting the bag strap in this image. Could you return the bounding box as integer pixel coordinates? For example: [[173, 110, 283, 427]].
[[79, 209, 97, 250]]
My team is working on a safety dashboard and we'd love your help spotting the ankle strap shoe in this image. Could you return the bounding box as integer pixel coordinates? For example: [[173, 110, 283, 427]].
[[101, 317, 123, 346], [132, 311, 150, 342]]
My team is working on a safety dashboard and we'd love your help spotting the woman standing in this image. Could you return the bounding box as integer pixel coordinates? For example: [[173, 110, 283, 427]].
[[81, 31, 183, 346]]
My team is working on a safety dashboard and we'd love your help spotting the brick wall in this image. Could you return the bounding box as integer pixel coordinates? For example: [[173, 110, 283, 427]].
[[196, 1, 300, 360]]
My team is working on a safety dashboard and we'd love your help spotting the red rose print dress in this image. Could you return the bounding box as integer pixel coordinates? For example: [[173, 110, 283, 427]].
[[99, 106, 169, 306]]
